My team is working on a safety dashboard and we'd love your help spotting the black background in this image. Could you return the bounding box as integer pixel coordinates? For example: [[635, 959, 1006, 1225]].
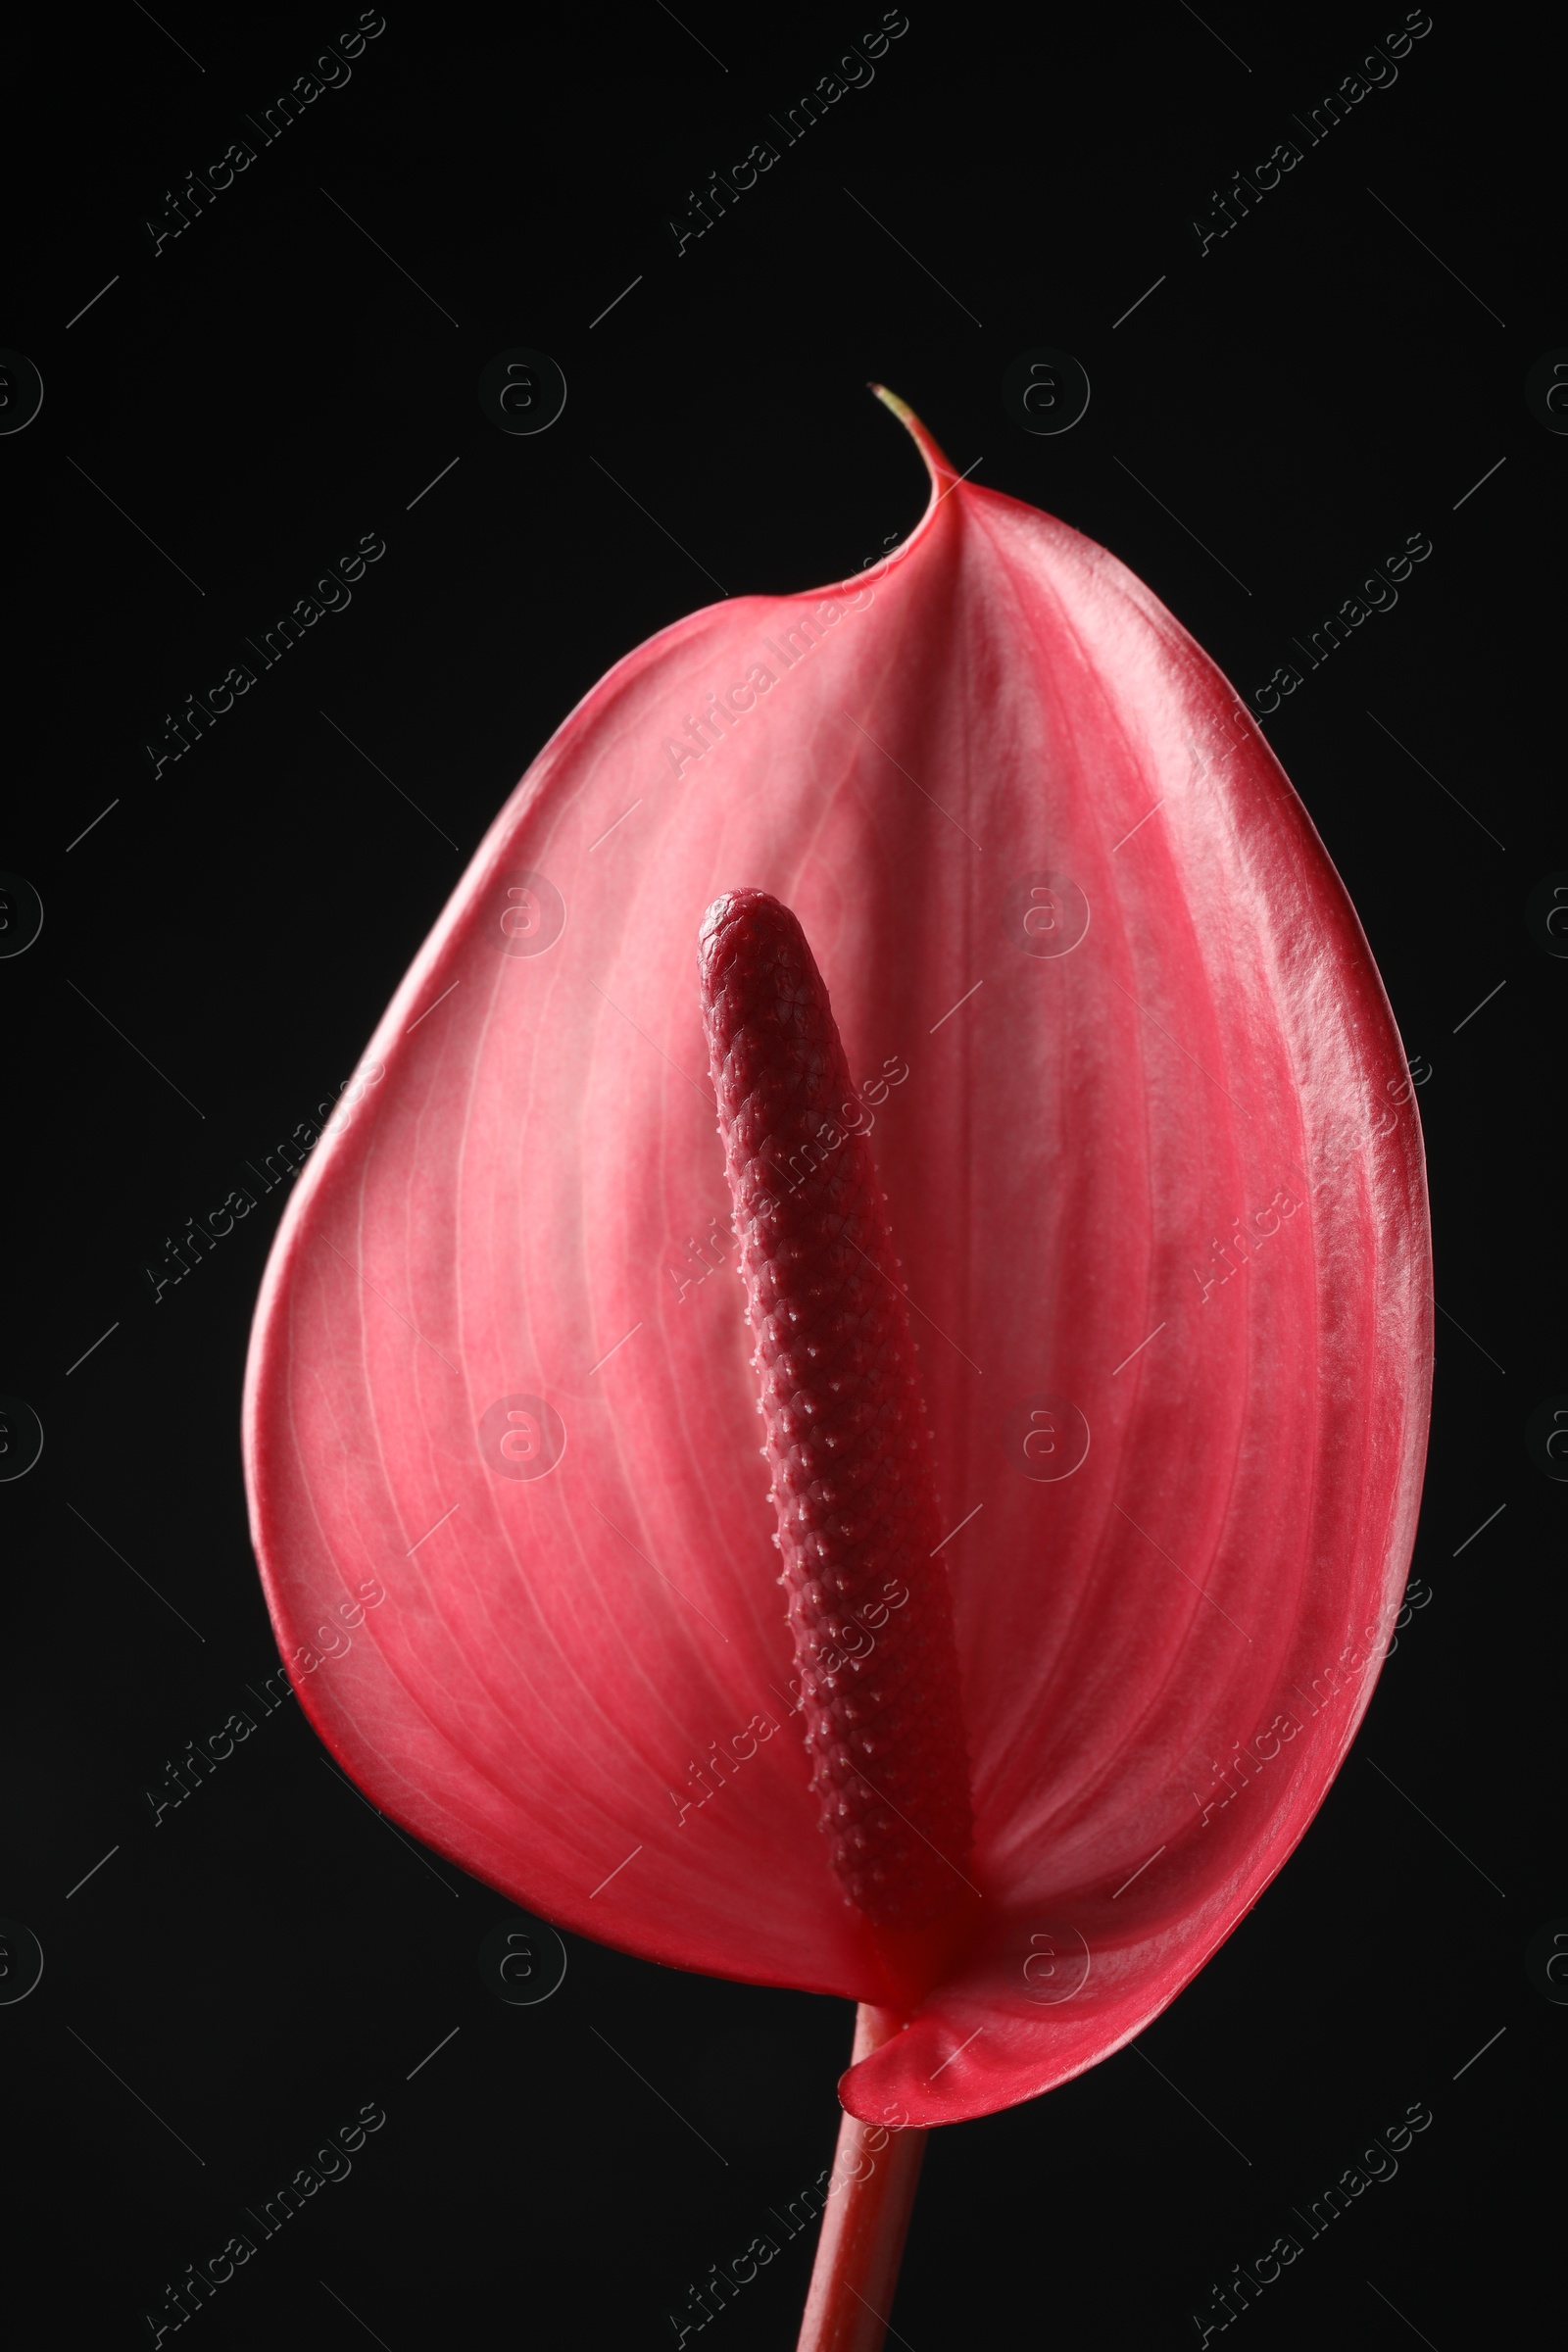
[[2, 4, 1554, 2345]]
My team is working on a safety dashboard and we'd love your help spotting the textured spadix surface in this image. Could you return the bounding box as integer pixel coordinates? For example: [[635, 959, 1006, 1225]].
[[698, 888, 975, 1936], [244, 394, 1431, 2126]]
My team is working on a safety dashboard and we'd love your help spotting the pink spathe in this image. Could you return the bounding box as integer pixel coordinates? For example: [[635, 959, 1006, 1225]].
[[243, 391, 1431, 2128]]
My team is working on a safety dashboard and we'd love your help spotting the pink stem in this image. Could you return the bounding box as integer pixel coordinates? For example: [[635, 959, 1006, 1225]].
[[796, 2005, 928, 2352]]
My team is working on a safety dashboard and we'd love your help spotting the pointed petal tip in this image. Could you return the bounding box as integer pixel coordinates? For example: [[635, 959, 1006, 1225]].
[[867, 380, 913, 422], [866, 382, 960, 512]]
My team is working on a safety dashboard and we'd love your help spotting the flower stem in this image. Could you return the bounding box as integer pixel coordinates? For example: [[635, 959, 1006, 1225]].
[[796, 2005, 927, 2352]]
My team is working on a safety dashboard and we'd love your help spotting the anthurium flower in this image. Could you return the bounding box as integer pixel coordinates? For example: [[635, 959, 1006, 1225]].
[[244, 396, 1430, 2183]]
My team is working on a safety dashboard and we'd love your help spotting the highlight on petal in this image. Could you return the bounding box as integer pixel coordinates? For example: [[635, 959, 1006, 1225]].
[[243, 391, 1431, 2125]]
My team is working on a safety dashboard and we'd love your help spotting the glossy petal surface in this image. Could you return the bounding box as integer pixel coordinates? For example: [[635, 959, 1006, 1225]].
[[244, 397, 1431, 2124]]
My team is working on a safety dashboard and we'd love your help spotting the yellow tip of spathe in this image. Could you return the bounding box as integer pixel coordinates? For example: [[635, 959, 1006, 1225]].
[[868, 381, 916, 425], [863, 383, 960, 511]]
